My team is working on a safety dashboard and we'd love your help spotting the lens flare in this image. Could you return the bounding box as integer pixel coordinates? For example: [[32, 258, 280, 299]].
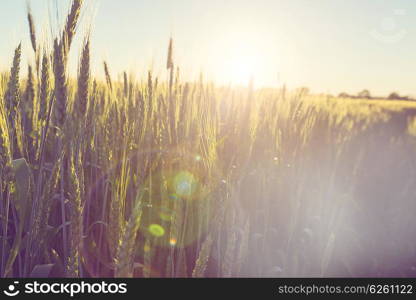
[[144, 244, 151, 253], [148, 224, 165, 237], [173, 171, 197, 198], [159, 207, 173, 222], [169, 238, 177, 246], [169, 193, 179, 201]]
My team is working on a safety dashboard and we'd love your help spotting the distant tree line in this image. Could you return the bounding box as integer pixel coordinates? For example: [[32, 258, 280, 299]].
[[338, 90, 414, 101]]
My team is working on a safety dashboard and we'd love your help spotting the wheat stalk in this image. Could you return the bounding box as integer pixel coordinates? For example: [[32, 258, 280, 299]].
[[115, 199, 143, 277], [66, 149, 82, 277], [75, 38, 90, 121], [103, 61, 113, 91], [4, 44, 22, 153], [38, 53, 50, 125], [63, 0, 84, 51], [27, 8, 37, 54], [53, 39, 68, 129]]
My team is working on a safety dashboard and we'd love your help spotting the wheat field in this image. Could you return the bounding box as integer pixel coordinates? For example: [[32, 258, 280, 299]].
[[1, 0, 416, 278]]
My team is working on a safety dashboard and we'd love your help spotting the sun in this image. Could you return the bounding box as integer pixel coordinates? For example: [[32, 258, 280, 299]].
[[209, 31, 274, 87], [225, 52, 258, 86], [220, 40, 265, 86]]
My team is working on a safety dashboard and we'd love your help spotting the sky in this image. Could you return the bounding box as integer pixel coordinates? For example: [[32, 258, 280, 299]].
[[1, 0, 416, 96]]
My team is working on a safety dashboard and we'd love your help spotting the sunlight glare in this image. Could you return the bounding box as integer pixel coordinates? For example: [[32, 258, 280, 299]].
[[222, 40, 263, 86], [209, 29, 277, 87]]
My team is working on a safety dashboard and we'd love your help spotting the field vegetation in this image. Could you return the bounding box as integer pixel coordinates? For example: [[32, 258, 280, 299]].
[[1, 0, 416, 277]]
